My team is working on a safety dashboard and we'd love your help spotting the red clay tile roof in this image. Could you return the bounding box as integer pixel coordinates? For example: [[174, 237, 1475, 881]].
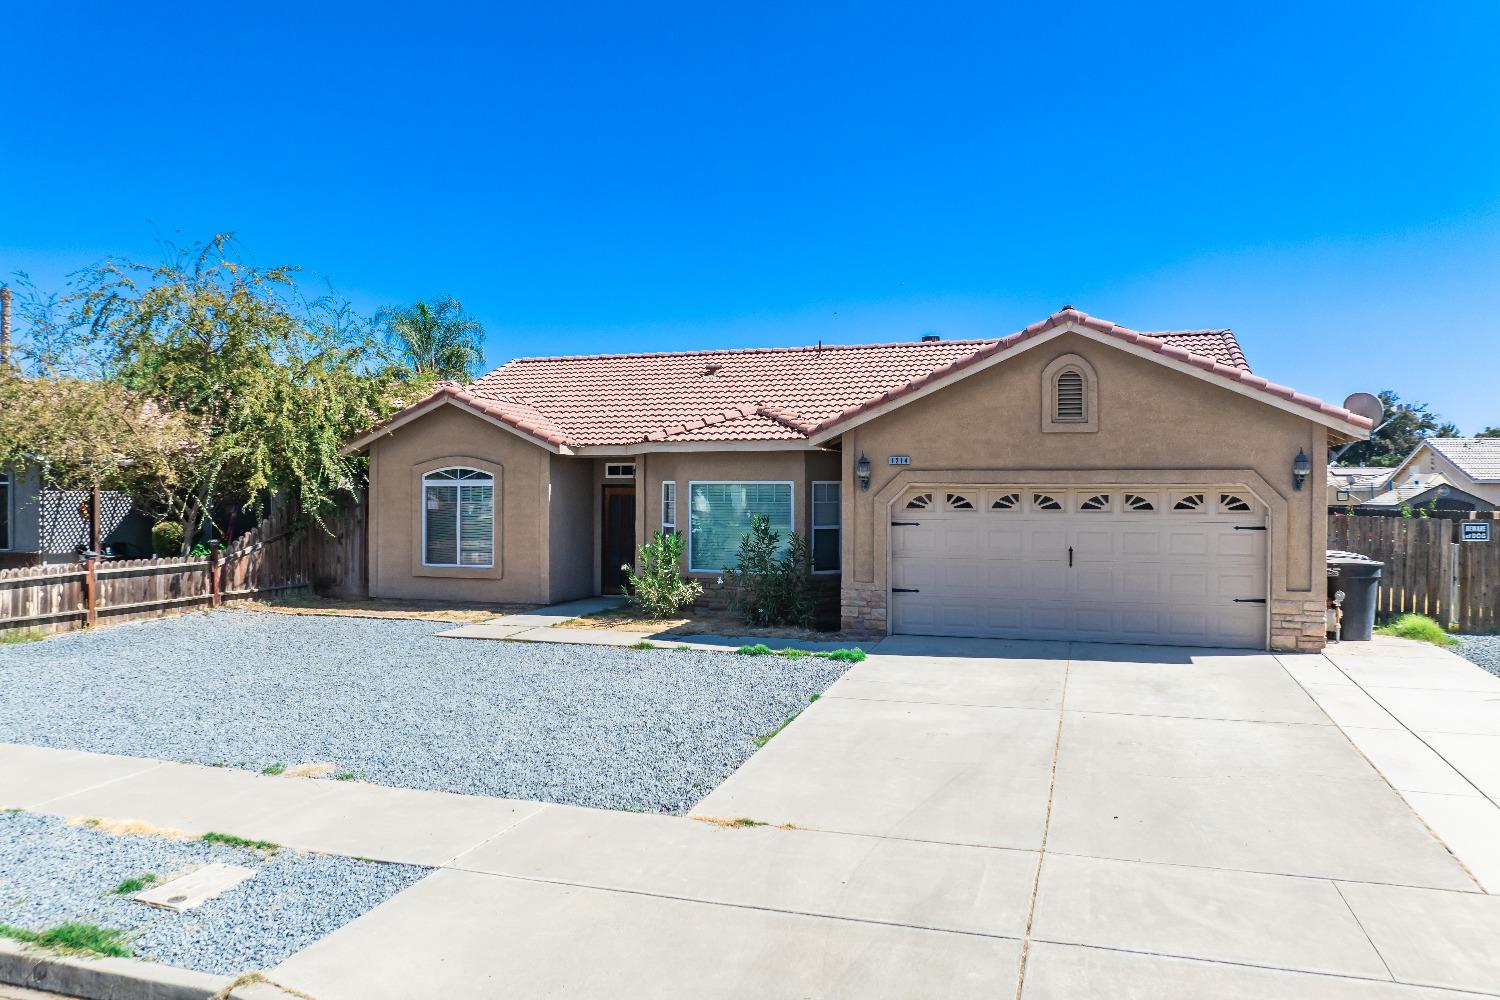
[[348, 310, 1369, 451]]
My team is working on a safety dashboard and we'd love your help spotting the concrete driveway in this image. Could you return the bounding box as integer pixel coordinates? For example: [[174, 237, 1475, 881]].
[[9, 635, 1500, 997], [254, 636, 1500, 999]]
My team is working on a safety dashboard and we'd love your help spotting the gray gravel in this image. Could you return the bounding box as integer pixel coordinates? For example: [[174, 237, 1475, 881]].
[[0, 611, 848, 812], [1456, 635, 1500, 679], [0, 811, 423, 975]]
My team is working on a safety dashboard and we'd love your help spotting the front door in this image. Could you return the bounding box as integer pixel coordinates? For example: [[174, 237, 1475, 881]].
[[601, 484, 637, 594]]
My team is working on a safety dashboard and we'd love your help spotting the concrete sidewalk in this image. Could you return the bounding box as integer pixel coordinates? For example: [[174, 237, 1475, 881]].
[[1284, 635, 1500, 892]]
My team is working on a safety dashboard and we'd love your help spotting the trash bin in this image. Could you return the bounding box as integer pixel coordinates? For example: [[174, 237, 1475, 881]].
[[1327, 550, 1383, 642]]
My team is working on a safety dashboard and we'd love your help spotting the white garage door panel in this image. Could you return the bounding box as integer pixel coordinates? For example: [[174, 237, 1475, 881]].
[[890, 488, 1268, 649]]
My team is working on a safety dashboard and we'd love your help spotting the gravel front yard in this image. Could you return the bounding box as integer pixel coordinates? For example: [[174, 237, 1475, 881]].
[[0, 811, 423, 975], [1456, 635, 1500, 678], [0, 611, 848, 812]]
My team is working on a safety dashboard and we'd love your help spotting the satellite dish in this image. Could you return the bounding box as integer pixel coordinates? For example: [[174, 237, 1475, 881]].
[[1343, 392, 1384, 423]]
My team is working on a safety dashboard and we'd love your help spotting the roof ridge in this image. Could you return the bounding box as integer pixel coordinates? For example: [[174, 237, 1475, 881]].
[[492, 339, 1003, 367]]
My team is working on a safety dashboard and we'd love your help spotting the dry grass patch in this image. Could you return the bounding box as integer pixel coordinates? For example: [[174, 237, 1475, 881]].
[[232, 594, 537, 624], [562, 605, 875, 643], [280, 762, 337, 779], [68, 817, 194, 840]]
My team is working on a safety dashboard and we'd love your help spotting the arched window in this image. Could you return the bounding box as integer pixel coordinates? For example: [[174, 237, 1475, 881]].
[[423, 468, 495, 567], [1042, 354, 1098, 433]]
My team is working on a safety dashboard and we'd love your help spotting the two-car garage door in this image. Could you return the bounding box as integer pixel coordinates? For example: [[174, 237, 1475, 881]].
[[889, 487, 1268, 648]]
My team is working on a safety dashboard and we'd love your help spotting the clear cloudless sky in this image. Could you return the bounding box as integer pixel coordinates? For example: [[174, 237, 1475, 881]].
[[2, 2, 1498, 430]]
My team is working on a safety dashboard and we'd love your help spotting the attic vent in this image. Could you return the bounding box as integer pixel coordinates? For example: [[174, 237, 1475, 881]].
[[921, 334, 941, 343], [701, 363, 723, 376], [1055, 370, 1086, 422]]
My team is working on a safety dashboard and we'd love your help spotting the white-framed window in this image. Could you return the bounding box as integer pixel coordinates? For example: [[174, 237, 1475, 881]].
[[605, 462, 636, 479], [661, 481, 677, 536], [811, 481, 841, 573], [0, 467, 10, 550], [422, 468, 494, 567], [688, 481, 793, 573]]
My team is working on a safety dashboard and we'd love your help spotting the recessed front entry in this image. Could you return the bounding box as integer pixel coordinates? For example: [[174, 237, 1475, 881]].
[[601, 484, 637, 594], [889, 486, 1268, 648]]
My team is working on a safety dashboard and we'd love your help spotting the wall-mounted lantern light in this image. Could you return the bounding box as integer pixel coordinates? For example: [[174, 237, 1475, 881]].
[[1292, 449, 1311, 492], [855, 453, 872, 491]]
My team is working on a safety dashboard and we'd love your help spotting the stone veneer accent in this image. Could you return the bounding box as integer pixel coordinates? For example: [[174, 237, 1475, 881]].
[[1270, 598, 1328, 652], [841, 583, 888, 634]]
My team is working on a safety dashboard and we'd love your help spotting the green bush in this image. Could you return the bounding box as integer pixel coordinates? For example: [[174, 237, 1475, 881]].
[[150, 521, 184, 557], [1375, 614, 1458, 647], [622, 531, 703, 619], [724, 515, 814, 628]]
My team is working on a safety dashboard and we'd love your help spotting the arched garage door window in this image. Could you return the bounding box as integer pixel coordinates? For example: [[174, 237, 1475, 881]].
[[423, 468, 494, 567]]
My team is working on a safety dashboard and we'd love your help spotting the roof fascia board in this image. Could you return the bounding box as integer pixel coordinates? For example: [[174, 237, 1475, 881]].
[[806, 321, 1370, 444], [574, 440, 826, 456], [342, 397, 569, 455]]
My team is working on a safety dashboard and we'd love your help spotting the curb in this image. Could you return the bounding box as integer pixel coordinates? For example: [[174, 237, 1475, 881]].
[[0, 938, 286, 1000]]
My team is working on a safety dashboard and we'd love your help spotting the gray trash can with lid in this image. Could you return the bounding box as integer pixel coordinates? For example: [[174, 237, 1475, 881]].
[[1327, 550, 1383, 642]]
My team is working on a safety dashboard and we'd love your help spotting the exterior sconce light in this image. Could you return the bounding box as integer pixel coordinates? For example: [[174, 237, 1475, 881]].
[[1292, 449, 1311, 491], [855, 453, 872, 492]]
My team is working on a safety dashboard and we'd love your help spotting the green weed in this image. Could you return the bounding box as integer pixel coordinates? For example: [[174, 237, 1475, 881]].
[[261, 763, 286, 776], [629, 640, 657, 650], [111, 874, 157, 895], [1375, 614, 1459, 647], [0, 921, 132, 958], [736, 643, 775, 656], [0, 629, 46, 645], [201, 831, 280, 852]]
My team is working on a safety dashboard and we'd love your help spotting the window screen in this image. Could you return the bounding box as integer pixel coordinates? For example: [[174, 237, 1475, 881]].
[[688, 482, 793, 572]]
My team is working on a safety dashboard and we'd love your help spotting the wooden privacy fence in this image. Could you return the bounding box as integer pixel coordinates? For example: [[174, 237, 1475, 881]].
[[1329, 513, 1499, 633], [0, 501, 366, 639]]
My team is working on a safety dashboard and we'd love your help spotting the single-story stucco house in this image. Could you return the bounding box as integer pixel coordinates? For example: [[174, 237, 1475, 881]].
[[1384, 438, 1500, 508], [343, 308, 1373, 651]]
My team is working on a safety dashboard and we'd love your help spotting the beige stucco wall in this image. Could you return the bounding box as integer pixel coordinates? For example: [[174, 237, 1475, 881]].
[[838, 332, 1331, 649], [366, 405, 552, 603]]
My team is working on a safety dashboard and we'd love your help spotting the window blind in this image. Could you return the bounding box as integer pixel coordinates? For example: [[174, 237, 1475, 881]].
[[688, 482, 792, 572]]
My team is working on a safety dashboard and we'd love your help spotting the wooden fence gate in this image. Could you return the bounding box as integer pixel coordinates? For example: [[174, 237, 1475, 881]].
[[0, 500, 366, 639], [1329, 513, 1499, 633]]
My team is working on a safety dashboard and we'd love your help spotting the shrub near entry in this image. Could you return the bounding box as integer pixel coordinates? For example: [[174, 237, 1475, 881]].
[[623, 531, 703, 618]]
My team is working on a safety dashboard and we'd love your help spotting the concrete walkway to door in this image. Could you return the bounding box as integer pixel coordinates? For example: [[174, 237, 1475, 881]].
[[8, 636, 1500, 998]]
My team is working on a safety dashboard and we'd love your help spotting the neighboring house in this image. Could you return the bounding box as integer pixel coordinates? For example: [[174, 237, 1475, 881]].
[[1385, 438, 1500, 508], [344, 308, 1373, 651], [1355, 472, 1496, 516], [0, 464, 152, 566], [1328, 465, 1391, 506]]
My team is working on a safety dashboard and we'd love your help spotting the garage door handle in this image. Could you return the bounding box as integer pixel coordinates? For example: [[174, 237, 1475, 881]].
[[892, 587, 920, 593], [1234, 525, 1268, 531], [1233, 598, 1267, 604], [891, 521, 921, 527], [1068, 546, 1073, 567]]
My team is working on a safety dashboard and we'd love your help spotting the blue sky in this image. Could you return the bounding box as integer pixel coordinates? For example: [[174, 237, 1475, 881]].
[[3, 2, 1497, 430]]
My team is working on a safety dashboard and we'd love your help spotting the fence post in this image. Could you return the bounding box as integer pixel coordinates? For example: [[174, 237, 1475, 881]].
[[209, 542, 222, 608], [84, 554, 98, 627]]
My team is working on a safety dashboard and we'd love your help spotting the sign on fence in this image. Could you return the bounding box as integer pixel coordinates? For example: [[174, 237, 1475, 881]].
[[1463, 522, 1492, 543]]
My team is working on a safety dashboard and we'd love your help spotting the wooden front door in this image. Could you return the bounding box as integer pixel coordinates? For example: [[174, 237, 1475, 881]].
[[601, 485, 637, 594]]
